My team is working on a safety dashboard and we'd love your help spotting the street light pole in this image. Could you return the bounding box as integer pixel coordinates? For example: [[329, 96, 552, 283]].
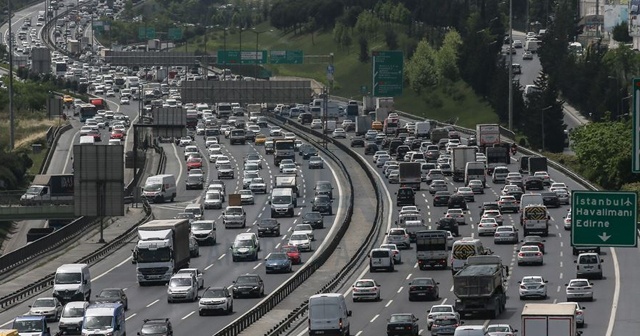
[[8, 0, 15, 150], [508, 0, 514, 131], [249, 29, 265, 78]]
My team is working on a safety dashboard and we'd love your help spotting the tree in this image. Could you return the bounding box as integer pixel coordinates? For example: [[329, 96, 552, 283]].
[[436, 30, 462, 82], [358, 36, 370, 63], [384, 28, 398, 50], [405, 39, 438, 92], [570, 119, 634, 189], [612, 22, 632, 43], [522, 72, 566, 152]]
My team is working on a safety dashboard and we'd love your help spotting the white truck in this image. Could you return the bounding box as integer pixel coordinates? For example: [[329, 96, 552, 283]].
[[475, 124, 501, 150], [451, 146, 477, 182], [134, 219, 191, 285], [398, 162, 422, 190], [355, 115, 371, 136], [325, 120, 337, 133], [415, 230, 449, 269], [274, 175, 299, 197], [21, 174, 74, 205], [363, 96, 376, 112], [414, 121, 431, 139], [521, 303, 579, 336]]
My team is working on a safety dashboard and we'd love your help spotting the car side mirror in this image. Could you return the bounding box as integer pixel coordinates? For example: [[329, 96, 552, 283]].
[[544, 280, 548, 283], [347, 310, 352, 317], [601, 259, 604, 262], [137, 333, 141, 336], [565, 284, 569, 286]]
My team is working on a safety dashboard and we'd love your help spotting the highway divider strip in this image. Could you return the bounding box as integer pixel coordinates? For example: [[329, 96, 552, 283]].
[[39, 124, 73, 174], [215, 115, 359, 336]]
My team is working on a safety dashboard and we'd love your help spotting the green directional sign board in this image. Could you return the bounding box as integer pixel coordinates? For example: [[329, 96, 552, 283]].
[[138, 27, 156, 39], [571, 191, 638, 247], [168, 28, 183, 41], [217, 50, 268, 65], [372, 50, 403, 97], [632, 78, 640, 172], [269, 50, 304, 64]]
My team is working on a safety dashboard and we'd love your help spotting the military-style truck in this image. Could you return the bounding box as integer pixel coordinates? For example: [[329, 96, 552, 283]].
[[453, 255, 509, 318]]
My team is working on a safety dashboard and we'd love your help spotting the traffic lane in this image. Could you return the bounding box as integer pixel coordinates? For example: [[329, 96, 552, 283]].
[[610, 246, 640, 335]]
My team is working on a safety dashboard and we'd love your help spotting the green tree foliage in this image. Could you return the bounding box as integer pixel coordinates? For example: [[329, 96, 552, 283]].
[[405, 39, 438, 92], [384, 28, 399, 50], [436, 30, 462, 82], [0, 149, 32, 190], [354, 10, 381, 40], [522, 72, 567, 152], [570, 120, 635, 189], [612, 22, 632, 43], [358, 36, 370, 63]]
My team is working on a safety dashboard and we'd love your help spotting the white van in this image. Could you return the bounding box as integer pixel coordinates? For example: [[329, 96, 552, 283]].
[[414, 121, 431, 138], [450, 238, 487, 274], [491, 166, 510, 183], [525, 39, 540, 53], [58, 301, 90, 334], [519, 193, 544, 212], [79, 136, 95, 145], [308, 293, 352, 336], [53, 264, 92, 303], [184, 203, 204, 220], [576, 253, 603, 279], [453, 325, 487, 336], [141, 174, 177, 203], [270, 188, 296, 217], [369, 248, 394, 272], [82, 303, 125, 336]]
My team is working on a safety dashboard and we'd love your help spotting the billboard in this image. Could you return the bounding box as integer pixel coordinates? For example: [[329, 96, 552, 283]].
[[604, 5, 629, 32], [73, 145, 124, 217]]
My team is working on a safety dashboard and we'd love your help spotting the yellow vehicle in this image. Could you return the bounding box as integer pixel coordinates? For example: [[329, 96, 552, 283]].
[[63, 95, 73, 103], [0, 330, 19, 336], [255, 134, 267, 145], [372, 121, 383, 131]]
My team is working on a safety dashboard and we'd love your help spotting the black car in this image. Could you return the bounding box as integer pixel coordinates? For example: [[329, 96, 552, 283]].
[[204, 128, 220, 137], [185, 175, 203, 190], [256, 218, 280, 237], [521, 235, 546, 254], [541, 191, 561, 208], [350, 137, 365, 147], [301, 147, 318, 159], [447, 194, 468, 210], [138, 318, 173, 336], [314, 181, 334, 199], [396, 187, 415, 206], [232, 274, 265, 298], [396, 145, 411, 161], [524, 177, 544, 191], [410, 139, 422, 150], [365, 143, 379, 155], [298, 144, 313, 155], [436, 217, 459, 236], [302, 212, 324, 229], [407, 277, 440, 301], [433, 191, 451, 207], [480, 202, 500, 216], [311, 195, 333, 215], [299, 112, 312, 124], [389, 139, 403, 155], [386, 313, 420, 336], [508, 190, 524, 202]]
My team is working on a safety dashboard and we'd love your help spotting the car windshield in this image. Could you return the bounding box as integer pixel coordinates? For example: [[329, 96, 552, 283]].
[[55, 272, 81, 284], [412, 278, 434, 286], [62, 306, 85, 317], [140, 325, 168, 335], [522, 277, 543, 284], [203, 289, 226, 298], [521, 246, 539, 252], [390, 315, 413, 323], [295, 224, 312, 231], [236, 276, 259, 284], [33, 299, 55, 307], [227, 208, 242, 214], [240, 190, 252, 196], [290, 234, 308, 240], [303, 213, 321, 220], [83, 316, 113, 329], [169, 278, 192, 287], [431, 306, 452, 313], [571, 280, 590, 287], [487, 326, 511, 332], [260, 219, 277, 226], [272, 196, 291, 204], [98, 289, 120, 297], [355, 280, 375, 287], [579, 255, 599, 264], [234, 240, 253, 247], [268, 253, 289, 261], [192, 221, 213, 230]]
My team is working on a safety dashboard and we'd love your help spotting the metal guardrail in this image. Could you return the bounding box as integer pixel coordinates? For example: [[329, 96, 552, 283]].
[[154, 144, 167, 175], [261, 116, 387, 336], [214, 115, 359, 336], [39, 124, 73, 174], [0, 200, 153, 311]]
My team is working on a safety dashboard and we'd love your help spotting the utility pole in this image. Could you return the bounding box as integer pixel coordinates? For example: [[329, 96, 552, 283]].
[[508, 0, 514, 131], [8, 0, 15, 150], [322, 87, 328, 149]]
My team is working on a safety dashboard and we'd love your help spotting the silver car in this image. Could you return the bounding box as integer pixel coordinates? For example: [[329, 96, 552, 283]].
[[429, 180, 448, 194], [518, 276, 548, 299], [494, 226, 518, 244], [517, 246, 543, 266], [565, 278, 593, 301]]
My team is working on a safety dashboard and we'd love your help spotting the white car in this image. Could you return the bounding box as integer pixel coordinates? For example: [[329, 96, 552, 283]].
[[245, 154, 263, 169], [517, 246, 544, 266], [486, 324, 517, 336], [293, 224, 315, 241], [288, 232, 312, 251], [445, 209, 465, 225], [310, 119, 323, 129], [119, 97, 130, 105], [351, 279, 381, 302], [482, 209, 503, 225], [179, 137, 192, 146], [198, 287, 233, 315], [446, 231, 454, 249], [494, 225, 518, 244], [379, 243, 401, 264], [399, 206, 419, 214], [176, 268, 205, 289], [283, 132, 296, 139], [106, 90, 116, 97], [558, 302, 585, 327], [215, 155, 231, 168], [28, 297, 63, 321], [269, 126, 282, 136], [518, 276, 548, 299], [502, 184, 522, 195], [249, 177, 267, 194], [278, 159, 294, 170], [533, 171, 551, 185], [427, 305, 459, 330], [565, 278, 593, 301], [332, 128, 347, 138], [375, 154, 391, 167], [386, 227, 410, 249], [477, 218, 499, 236], [239, 190, 254, 205], [373, 151, 389, 162], [550, 182, 567, 190], [205, 137, 219, 147]]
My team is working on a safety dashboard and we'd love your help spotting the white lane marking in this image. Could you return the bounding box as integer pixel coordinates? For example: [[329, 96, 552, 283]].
[[94, 257, 132, 280], [557, 285, 561, 292], [553, 299, 557, 304], [146, 299, 159, 307], [205, 264, 214, 270], [370, 314, 379, 322], [606, 247, 621, 336], [182, 311, 195, 320], [559, 272, 563, 279], [171, 143, 184, 185], [449, 285, 454, 292], [385, 300, 393, 308], [397, 286, 403, 293], [355, 332, 363, 336], [125, 313, 137, 321], [440, 298, 447, 305], [253, 262, 262, 270], [275, 243, 280, 249], [218, 253, 226, 260], [406, 273, 412, 280]]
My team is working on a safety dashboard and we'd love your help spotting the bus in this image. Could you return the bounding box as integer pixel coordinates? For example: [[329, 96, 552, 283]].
[[415, 230, 449, 270], [52, 61, 67, 77], [114, 74, 126, 90], [76, 103, 97, 122]]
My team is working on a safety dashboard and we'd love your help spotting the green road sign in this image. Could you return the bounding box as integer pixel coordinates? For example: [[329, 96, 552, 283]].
[[269, 50, 304, 64], [372, 50, 403, 97], [138, 27, 156, 39], [571, 191, 638, 247], [360, 85, 368, 94], [168, 28, 183, 41], [632, 78, 640, 172], [217, 50, 268, 65]]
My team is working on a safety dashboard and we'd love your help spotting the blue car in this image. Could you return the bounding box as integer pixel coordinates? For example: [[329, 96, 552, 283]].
[[265, 252, 292, 274]]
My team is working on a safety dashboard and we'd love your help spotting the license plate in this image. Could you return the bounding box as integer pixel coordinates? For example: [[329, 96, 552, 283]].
[[396, 327, 404, 330], [316, 332, 324, 334], [373, 261, 381, 265]]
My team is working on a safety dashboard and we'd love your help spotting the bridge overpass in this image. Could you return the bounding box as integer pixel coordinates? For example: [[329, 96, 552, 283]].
[[0, 204, 75, 221]]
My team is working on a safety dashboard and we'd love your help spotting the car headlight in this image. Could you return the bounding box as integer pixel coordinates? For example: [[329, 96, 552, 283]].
[[253, 286, 259, 289]]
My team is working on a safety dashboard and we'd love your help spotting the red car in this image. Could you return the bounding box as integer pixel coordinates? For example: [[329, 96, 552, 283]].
[[110, 130, 124, 140], [186, 157, 203, 171], [89, 130, 102, 142], [281, 244, 302, 265]]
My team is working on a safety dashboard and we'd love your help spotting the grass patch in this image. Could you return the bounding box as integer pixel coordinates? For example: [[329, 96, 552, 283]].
[[196, 23, 498, 128]]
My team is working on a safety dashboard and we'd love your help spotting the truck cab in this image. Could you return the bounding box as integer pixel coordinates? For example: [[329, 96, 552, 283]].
[[12, 316, 51, 336]]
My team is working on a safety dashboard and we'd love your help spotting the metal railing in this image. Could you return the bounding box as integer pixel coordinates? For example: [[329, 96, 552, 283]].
[[0, 200, 153, 310], [215, 115, 359, 336], [39, 124, 73, 174]]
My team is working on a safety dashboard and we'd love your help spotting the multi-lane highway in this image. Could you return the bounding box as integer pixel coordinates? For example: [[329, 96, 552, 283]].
[[276, 112, 617, 336]]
